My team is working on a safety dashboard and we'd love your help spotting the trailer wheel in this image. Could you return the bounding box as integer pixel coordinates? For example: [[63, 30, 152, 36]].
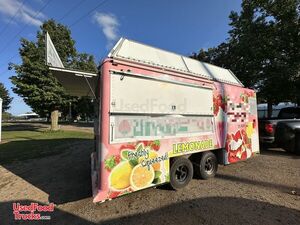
[[170, 157, 193, 190], [195, 151, 218, 180], [295, 129, 300, 155]]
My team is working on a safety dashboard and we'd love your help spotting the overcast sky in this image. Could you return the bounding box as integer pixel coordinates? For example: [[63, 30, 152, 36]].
[[0, 0, 241, 115]]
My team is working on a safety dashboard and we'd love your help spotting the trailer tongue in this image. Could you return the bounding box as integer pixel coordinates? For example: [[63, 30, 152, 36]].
[[46, 33, 259, 203]]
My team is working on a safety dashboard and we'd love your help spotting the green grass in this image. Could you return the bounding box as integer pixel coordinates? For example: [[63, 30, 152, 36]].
[[0, 129, 93, 164]]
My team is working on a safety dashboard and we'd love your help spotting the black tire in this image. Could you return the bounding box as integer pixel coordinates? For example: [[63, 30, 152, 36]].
[[170, 157, 193, 190], [195, 151, 218, 180], [295, 130, 300, 155], [283, 140, 295, 153]]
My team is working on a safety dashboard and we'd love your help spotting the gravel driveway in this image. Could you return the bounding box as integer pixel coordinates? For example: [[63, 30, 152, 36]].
[[0, 140, 299, 225]]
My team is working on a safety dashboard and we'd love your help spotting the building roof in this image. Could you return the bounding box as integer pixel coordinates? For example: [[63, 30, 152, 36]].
[[16, 113, 39, 117]]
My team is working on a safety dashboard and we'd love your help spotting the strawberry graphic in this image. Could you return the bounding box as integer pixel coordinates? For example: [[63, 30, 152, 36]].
[[136, 140, 160, 151], [241, 129, 248, 144], [253, 120, 257, 129], [120, 143, 135, 150], [108, 191, 121, 199], [150, 140, 160, 151], [115, 155, 121, 164], [104, 155, 121, 171], [213, 94, 227, 115], [232, 130, 242, 142], [227, 130, 245, 163], [118, 120, 131, 134], [138, 140, 152, 147]]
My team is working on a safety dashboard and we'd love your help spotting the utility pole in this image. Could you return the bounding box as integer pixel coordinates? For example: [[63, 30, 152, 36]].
[[69, 101, 72, 123]]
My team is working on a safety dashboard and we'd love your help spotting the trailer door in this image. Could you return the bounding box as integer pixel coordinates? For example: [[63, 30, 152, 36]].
[[109, 71, 215, 143]]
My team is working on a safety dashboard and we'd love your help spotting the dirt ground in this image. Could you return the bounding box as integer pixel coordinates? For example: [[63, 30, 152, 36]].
[[0, 125, 299, 225]]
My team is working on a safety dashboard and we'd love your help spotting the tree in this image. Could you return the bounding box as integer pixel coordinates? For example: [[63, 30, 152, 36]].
[[0, 82, 13, 112], [193, 0, 300, 117], [59, 96, 95, 122], [10, 19, 97, 129], [2, 112, 13, 120], [75, 97, 94, 122], [69, 53, 97, 72]]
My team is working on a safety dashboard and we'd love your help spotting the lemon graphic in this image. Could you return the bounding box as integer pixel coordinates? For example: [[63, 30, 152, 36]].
[[138, 150, 161, 171], [109, 161, 133, 191], [130, 164, 155, 191], [246, 122, 254, 138]]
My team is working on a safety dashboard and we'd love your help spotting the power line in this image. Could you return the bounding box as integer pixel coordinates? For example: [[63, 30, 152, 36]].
[[0, 60, 21, 76], [69, 0, 110, 27], [0, 0, 53, 56], [0, 0, 53, 76], [0, 0, 26, 37], [0, 55, 20, 77], [0, 53, 18, 68], [58, 0, 88, 21], [0, 0, 111, 75]]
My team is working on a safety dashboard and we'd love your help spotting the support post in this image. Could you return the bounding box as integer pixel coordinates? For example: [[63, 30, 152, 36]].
[[51, 110, 59, 131]]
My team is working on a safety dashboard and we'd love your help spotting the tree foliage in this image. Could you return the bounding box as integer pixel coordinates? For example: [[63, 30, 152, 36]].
[[0, 82, 13, 112], [73, 97, 94, 121], [10, 19, 97, 118], [193, 0, 300, 105]]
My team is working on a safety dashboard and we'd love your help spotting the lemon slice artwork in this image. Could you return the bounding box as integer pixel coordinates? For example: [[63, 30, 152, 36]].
[[138, 150, 161, 171], [130, 164, 155, 191], [109, 161, 133, 191]]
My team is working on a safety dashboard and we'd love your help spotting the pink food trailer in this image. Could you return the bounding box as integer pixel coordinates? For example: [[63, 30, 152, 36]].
[[46, 33, 260, 203]]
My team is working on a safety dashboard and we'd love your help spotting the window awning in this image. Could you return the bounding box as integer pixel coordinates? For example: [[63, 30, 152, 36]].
[[49, 67, 98, 97], [46, 32, 98, 97]]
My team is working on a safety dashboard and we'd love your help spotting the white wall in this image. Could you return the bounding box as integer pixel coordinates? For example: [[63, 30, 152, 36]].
[[110, 73, 213, 115]]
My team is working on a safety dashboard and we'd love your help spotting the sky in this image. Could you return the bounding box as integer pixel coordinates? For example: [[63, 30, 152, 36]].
[[0, 0, 242, 115]]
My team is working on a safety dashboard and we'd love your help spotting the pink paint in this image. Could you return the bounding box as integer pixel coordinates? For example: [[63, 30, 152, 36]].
[[91, 59, 259, 203]]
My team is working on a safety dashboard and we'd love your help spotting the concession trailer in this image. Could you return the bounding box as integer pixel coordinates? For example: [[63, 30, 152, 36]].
[[46, 33, 259, 203]]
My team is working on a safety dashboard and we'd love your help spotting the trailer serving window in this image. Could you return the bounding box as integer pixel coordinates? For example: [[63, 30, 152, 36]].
[[109, 71, 214, 143]]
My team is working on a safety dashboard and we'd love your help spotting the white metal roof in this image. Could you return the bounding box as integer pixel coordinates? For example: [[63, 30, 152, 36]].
[[109, 38, 243, 86]]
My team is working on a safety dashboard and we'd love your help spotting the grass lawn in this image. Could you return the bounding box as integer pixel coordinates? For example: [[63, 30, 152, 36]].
[[0, 125, 93, 164]]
